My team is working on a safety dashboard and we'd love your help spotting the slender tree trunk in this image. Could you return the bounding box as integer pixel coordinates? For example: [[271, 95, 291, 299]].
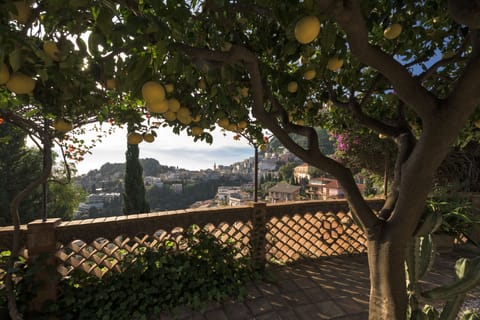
[[367, 239, 408, 320], [6, 137, 53, 320]]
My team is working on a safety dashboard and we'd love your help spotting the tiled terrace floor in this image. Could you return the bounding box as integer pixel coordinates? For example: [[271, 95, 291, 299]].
[[158, 245, 480, 320]]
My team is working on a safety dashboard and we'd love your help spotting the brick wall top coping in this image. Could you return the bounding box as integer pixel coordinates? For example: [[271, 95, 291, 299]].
[[0, 199, 384, 248]]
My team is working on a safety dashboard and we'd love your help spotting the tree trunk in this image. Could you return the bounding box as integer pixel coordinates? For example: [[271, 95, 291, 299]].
[[6, 136, 53, 320], [367, 239, 408, 320]]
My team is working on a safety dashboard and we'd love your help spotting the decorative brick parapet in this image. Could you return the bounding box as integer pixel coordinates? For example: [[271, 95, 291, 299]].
[[26, 218, 62, 313], [56, 206, 252, 244], [0, 225, 27, 250]]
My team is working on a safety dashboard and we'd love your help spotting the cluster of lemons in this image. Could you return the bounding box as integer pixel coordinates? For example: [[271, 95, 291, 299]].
[[127, 81, 205, 144], [4, 2, 74, 133], [127, 131, 155, 145], [217, 117, 248, 133], [287, 16, 402, 94]]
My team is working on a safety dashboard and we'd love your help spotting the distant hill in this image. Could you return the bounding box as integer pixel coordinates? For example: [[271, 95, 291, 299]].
[[75, 158, 175, 193]]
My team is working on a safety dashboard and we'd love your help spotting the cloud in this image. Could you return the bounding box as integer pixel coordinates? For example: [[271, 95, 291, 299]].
[[72, 125, 253, 174]]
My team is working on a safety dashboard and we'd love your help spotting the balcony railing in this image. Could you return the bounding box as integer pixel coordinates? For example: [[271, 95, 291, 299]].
[[0, 199, 383, 311]]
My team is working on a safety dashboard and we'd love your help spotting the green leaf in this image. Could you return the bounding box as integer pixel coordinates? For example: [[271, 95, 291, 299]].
[[8, 48, 22, 72]]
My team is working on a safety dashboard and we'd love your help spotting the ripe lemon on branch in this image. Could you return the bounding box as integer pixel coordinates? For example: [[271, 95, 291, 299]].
[[148, 100, 168, 114], [177, 107, 192, 125], [143, 132, 155, 143], [53, 119, 73, 132], [142, 81, 165, 104], [287, 81, 298, 93], [127, 132, 143, 144], [164, 83, 174, 93], [6, 72, 36, 94], [294, 16, 321, 44], [383, 23, 402, 40], [303, 69, 316, 80], [167, 98, 181, 112], [191, 126, 204, 136], [327, 57, 344, 71]]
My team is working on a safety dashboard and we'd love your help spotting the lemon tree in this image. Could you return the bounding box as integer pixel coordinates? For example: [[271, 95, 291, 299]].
[[77, 1, 479, 319], [3, 1, 480, 319]]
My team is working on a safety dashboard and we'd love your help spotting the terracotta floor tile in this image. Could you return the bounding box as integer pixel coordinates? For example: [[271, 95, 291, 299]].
[[315, 301, 346, 319], [246, 297, 273, 315]]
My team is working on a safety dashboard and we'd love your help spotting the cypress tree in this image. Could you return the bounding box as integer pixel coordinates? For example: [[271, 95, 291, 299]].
[[122, 127, 149, 214]]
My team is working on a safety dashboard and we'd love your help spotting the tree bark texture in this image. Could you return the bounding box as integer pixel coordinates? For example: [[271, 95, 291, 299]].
[[367, 239, 408, 320]]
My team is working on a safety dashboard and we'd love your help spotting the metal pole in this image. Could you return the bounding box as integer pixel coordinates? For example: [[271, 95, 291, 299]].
[[254, 145, 258, 202], [42, 118, 48, 222]]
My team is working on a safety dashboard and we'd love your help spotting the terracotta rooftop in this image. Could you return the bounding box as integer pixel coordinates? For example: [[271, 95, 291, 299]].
[[268, 182, 301, 194]]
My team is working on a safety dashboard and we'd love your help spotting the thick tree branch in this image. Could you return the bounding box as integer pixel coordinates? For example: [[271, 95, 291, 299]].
[[329, 88, 403, 137], [326, 1, 438, 119], [379, 132, 416, 220]]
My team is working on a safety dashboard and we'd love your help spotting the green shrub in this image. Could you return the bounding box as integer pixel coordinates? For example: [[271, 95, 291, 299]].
[[425, 196, 478, 237], [53, 228, 255, 319]]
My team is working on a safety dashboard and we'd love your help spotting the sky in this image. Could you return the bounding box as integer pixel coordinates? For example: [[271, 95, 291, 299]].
[[58, 124, 254, 175]]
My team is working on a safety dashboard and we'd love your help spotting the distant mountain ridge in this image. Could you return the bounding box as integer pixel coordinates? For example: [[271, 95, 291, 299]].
[[75, 158, 176, 193]]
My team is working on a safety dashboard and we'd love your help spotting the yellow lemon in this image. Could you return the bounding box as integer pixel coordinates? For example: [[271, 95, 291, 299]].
[[294, 16, 321, 44], [218, 118, 230, 128], [53, 119, 73, 132], [260, 144, 267, 152], [239, 87, 249, 97], [327, 57, 344, 71], [163, 111, 176, 122], [192, 115, 201, 122], [148, 99, 169, 114], [127, 132, 143, 144], [383, 23, 402, 40], [0, 63, 10, 85], [287, 81, 298, 93], [303, 69, 316, 80], [474, 120, 480, 129], [6, 72, 36, 94], [164, 83, 174, 93], [11, 1, 32, 24], [191, 126, 204, 136], [143, 133, 155, 143], [43, 41, 60, 61], [167, 98, 181, 112], [238, 120, 248, 129], [106, 79, 116, 90], [177, 107, 192, 125], [227, 123, 238, 132], [142, 81, 165, 103]]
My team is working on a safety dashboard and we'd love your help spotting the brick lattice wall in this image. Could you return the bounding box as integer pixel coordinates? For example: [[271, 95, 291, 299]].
[[0, 199, 384, 279]]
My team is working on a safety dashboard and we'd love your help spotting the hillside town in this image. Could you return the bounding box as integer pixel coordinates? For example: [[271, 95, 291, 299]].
[[74, 147, 366, 219]]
